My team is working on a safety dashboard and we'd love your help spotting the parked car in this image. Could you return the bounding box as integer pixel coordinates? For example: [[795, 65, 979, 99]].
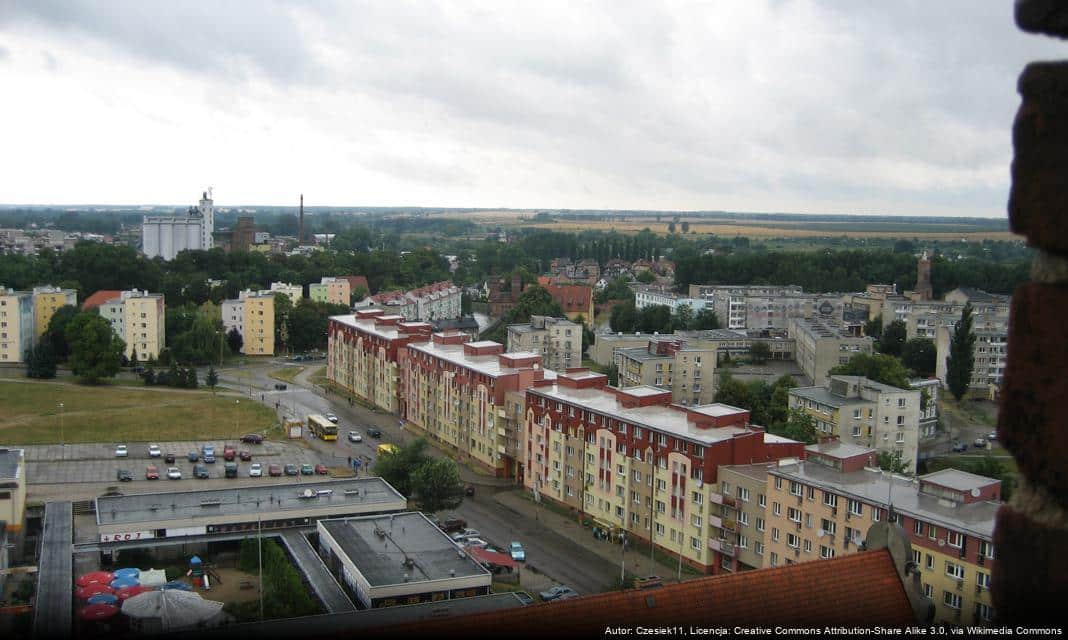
[[988, 432, 998, 441], [284, 463, 298, 476], [509, 542, 526, 562], [462, 538, 489, 549], [348, 431, 363, 443], [974, 438, 988, 449], [223, 445, 237, 461], [249, 463, 263, 477], [193, 463, 209, 479], [300, 463, 314, 475], [116, 469, 133, 482], [952, 442, 968, 453], [514, 591, 535, 606], [465, 485, 475, 497], [633, 575, 663, 590], [268, 463, 283, 477], [539, 585, 578, 602], [325, 413, 339, 423], [274, 383, 287, 390], [145, 465, 159, 480], [163, 452, 176, 464], [450, 528, 481, 541], [187, 451, 199, 462], [202, 445, 216, 463], [241, 434, 264, 444], [553, 591, 580, 602], [315, 463, 329, 475], [239, 450, 252, 461], [167, 467, 182, 480], [224, 462, 239, 478], [439, 517, 467, 533], [367, 427, 382, 438], [148, 444, 162, 458], [115, 444, 128, 458]]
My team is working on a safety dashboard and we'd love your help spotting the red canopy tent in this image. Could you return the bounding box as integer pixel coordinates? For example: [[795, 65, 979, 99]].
[[79, 603, 119, 621], [466, 547, 519, 572], [75, 584, 115, 600], [76, 571, 115, 587]]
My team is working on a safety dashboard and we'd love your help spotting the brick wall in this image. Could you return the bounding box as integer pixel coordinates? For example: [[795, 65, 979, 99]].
[[992, 2, 1068, 624]]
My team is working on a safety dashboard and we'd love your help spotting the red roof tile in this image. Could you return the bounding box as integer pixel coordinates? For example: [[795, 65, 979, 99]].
[[81, 290, 122, 310], [365, 550, 914, 637]]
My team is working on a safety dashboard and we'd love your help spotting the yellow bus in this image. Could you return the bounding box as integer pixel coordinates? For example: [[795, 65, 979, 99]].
[[307, 414, 338, 441], [377, 443, 399, 456]]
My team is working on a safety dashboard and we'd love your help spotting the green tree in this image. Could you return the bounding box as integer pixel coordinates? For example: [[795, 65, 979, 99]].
[[226, 326, 244, 354], [45, 304, 79, 362], [635, 270, 655, 284], [946, 303, 976, 402], [680, 221, 690, 233], [372, 437, 432, 497], [667, 222, 676, 233], [596, 277, 633, 303], [26, 340, 58, 379], [768, 375, 797, 427], [692, 308, 721, 330], [606, 364, 619, 386], [609, 300, 637, 333], [714, 372, 752, 409], [411, 458, 466, 513], [779, 408, 817, 444], [878, 320, 907, 357], [206, 365, 218, 390], [749, 342, 771, 364], [67, 312, 125, 384], [273, 293, 293, 352], [864, 316, 883, 340], [901, 338, 936, 378], [829, 353, 911, 389], [876, 450, 911, 474]]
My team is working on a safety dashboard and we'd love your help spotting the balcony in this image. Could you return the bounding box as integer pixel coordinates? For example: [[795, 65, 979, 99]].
[[709, 515, 723, 529], [722, 519, 737, 532], [708, 539, 736, 557]]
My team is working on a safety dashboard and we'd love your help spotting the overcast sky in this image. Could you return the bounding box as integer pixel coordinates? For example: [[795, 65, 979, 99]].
[[0, 1, 1062, 216]]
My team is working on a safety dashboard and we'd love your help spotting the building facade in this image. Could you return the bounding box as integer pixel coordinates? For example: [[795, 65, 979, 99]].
[[788, 316, 873, 386], [222, 289, 275, 356], [506, 315, 581, 373], [369, 281, 461, 322], [92, 289, 166, 361], [142, 191, 215, 261], [310, 277, 351, 306], [633, 286, 708, 314], [266, 282, 303, 307], [763, 442, 997, 626], [790, 375, 923, 471], [0, 288, 34, 363], [523, 370, 805, 573], [32, 286, 77, 337], [615, 338, 718, 406]]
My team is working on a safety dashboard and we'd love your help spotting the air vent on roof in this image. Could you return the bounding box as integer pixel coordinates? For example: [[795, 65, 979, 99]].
[[200, 499, 221, 507], [344, 489, 360, 496], [317, 489, 333, 497]]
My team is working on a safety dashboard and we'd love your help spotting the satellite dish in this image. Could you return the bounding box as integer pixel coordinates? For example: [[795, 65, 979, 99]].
[[971, 488, 981, 498]]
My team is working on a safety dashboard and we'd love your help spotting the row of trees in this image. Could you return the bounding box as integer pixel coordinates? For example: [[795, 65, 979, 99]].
[[237, 538, 319, 619], [714, 373, 817, 444], [608, 301, 720, 335], [372, 438, 466, 513]]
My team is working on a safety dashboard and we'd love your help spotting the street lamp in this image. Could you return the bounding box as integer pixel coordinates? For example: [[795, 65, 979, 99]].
[[58, 402, 64, 447], [235, 400, 240, 445]]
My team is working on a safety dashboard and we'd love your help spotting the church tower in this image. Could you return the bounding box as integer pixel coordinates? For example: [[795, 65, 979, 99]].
[[916, 251, 933, 301]]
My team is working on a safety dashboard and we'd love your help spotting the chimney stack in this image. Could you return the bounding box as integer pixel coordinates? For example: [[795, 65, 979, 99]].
[[299, 194, 304, 244]]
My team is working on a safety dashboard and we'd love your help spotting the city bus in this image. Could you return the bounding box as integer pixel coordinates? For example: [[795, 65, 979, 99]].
[[307, 414, 338, 441]]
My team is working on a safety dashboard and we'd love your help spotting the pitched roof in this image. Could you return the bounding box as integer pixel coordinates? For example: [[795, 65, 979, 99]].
[[365, 549, 914, 636], [81, 290, 122, 310], [340, 275, 370, 294]]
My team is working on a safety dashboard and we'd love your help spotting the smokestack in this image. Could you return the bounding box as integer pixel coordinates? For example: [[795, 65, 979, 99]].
[[299, 194, 304, 244]]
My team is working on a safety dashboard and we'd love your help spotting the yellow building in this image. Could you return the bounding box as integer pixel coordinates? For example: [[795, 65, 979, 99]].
[[32, 286, 77, 337], [242, 292, 275, 356], [0, 288, 35, 363], [0, 449, 26, 533], [762, 441, 998, 626], [310, 277, 351, 306]]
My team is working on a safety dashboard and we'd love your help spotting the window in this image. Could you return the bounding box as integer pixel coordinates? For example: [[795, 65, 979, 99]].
[[691, 537, 701, 551], [691, 514, 702, 528], [771, 528, 780, 542], [911, 549, 921, 565], [823, 493, 838, 508], [738, 487, 750, 502], [819, 545, 835, 559], [913, 520, 925, 536], [820, 519, 836, 535], [774, 477, 783, 490], [976, 603, 994, 622], [772, 502, 781, 516], [977, 571, 991, 591], [925, 554, 934, 571], [979, 540, 995, 560], [872, 508, 881, 522], [898, 398, 906, 408], [788, 507, 802, 523], [770, 552, 779, 567], [806, 486, 815, 500], [755, 541, 764, 555], [738, 512, 749, 526], [721, 481, 731, 494], [692, 491, 702, 504], [849, 499, 862, 516], [947, 531, 963, 548], [928, 525, 938, 541], [943, 592, 962, 610], [945, 561, 965, 580], [803, 539, 812, 553], [787, 533, 800, 548], [758, 493, 766, 507], [756, 517, 765, 532], [790, 482, 802, 497]]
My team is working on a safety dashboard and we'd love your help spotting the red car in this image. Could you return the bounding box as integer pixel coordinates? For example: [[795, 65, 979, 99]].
[[314, 464, 329, 475], [268, 463, 282, 477], [223, 445, 236, 461], [239, 450, 252, 461], [145, 465, 159, 480]]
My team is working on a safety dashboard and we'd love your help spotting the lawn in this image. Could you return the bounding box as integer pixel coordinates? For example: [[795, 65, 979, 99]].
[[269, 366, 305, 384], [308, 366, 329, 387], [0, 380, 280, 444]]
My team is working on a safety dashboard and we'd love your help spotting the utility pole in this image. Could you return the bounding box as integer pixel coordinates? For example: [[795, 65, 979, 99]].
[[58, 402, 64, 447], [235, 400, 240, 445], [257, 514, 264, 621]]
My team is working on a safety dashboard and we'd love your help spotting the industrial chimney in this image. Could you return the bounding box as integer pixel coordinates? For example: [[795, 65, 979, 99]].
[[299, 194, 304, 244]]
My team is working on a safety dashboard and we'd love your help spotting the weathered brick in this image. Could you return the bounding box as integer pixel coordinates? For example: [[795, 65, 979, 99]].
[[1016, 0, 1068, 39], [992, 506, 1068, 624], [1008, 62, 1068, 254], [997, 283, 1068, 504]]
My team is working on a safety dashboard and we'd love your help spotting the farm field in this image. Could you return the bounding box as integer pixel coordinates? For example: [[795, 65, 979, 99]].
[[0, 379, 278, 444]]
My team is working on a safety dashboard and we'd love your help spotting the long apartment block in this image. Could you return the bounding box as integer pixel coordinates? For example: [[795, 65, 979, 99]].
[[523, 369, 806, 573]]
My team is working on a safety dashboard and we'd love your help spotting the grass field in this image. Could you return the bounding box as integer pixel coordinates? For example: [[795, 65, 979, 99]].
[[269, 366, 305, 384], [0, 379, 279, 444]]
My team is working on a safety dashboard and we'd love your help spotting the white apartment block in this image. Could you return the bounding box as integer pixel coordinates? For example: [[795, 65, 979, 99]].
[[633, 286, 707, 314], [0, 288, 34, 363], [264, 282, 303, 307]]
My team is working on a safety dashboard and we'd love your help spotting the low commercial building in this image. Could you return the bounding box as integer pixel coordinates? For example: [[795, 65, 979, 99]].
[[506, 315, 581, 373], [317, 512, 491, 608], [524, 369, 805, 573], [94, 478, 406, 544], [788, 316, 873, 386], [310, 277, 351, 306], [764, 442, 997, 627], [222, 289, 275, 356], [0, 287, 33, 363], [32, 286, 77, 337], [790, 375, 923, 472], [88, 289, 167, 361]]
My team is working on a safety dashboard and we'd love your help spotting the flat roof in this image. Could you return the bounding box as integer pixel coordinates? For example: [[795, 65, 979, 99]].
[[331, 314, 406, 340], [320, 512, 489, 587], [720, 463, 773, 483], [689, 403, 748, 418], [0, 448, 22, 480], [616, 347, 666, 362], [921, 468, 999, 492], [805, 440, 874, 459], [409, 341, 534, 378], [96, 478, 405, 528], [790, 386, 862, 408], [770, 463, 997, 540]]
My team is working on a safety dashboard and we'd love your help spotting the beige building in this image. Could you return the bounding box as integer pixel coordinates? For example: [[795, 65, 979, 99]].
[[590, 331, 650, 367], [96, 289, 166, 361], [310, 277, 351, 306], [265, 282, 303, 307], [788, 316, 873, 386], [32, 286, 77, 337], [764, 442, 998, 627], [615, 337, 718, 406], [0, 448, 26, 533], [0, 288, 34, 363], [790, 375, 923, 472], [716, 464, 777, 572], [506, 315, 581, 373], [222, 289, 275, 356]]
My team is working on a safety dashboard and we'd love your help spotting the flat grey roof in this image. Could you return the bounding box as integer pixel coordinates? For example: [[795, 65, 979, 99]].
[[0, 448, 22, 480], [720, 463, 773, 483], [321, 512, 489, 587], [921, 469, 999, 493], [770, 463, 998, 539], [806, 440, 874, 459], [790, 386, 861, 408], [616, 347, 665, 362], [96, 478, 405, 527]]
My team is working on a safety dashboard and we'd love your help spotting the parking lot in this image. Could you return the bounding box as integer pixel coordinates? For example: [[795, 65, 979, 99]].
[[21, 439, 346, 485]]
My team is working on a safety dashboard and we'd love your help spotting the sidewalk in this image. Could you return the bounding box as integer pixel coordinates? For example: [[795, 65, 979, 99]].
[[492, 489, 689, 584]]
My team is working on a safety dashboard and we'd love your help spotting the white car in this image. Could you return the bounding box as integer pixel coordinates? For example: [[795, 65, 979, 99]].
[[462, 537, 489, 549], [148, 444, 162, 458], [451, 528, 481, 541], [166, 467, 182, 480], [115, 445, 128, 458], [348, 431, 363, 443], [248, 463, 263, 477], [325, 413, 339, 423]]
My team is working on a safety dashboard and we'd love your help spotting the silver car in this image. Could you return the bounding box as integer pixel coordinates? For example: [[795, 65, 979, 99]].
[[248, 463, 263, 477]]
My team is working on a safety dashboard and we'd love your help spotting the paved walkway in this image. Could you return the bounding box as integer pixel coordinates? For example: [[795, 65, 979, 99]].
[[278, 529, 355, 613], [492, 490, 689, 584]]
